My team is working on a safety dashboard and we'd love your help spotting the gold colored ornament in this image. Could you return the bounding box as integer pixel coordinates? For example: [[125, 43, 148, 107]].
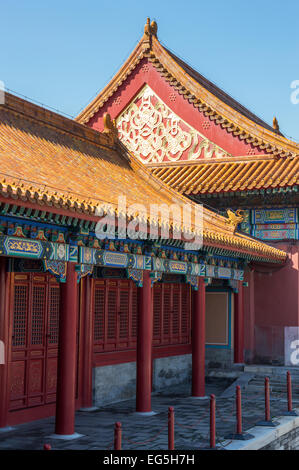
[[226, 209, 244, 233]]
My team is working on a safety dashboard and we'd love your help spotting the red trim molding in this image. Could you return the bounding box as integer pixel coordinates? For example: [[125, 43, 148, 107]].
[[153, 344, 191, 359], [93, 343, 191, 367], [93, 350, 136, 367]]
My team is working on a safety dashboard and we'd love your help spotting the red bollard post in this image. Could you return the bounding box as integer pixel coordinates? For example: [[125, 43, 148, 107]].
[[265, 377, 270, 422], [114, 422, 122, 450], [236, 385, 242, 435], [287, 371, 293, 412], [256, 377, 278, 427], [168, 407, 175, 450], [285, 371, 298, 416], [43, 444, 51, 450], [226, 386, 254, 440], [210, 394, 216, 449]]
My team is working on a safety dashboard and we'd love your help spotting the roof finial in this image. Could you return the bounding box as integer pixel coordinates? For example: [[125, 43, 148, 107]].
[[273, 116, 279, 132], [144, 17, 151, 36], [150, 20, 158, 37], [103, 113, 118, 142], [144, 17, 158, 38]]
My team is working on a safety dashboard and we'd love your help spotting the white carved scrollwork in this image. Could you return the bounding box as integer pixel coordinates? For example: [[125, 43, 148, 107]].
[[116, 85, 231, 163]]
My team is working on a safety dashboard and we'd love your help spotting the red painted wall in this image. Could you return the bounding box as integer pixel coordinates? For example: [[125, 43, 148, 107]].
[[254, 242, 299, 327], [253, 242, 299, 363]]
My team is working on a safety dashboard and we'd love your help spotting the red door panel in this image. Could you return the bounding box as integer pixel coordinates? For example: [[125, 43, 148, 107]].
[[9, 273, 60, 412], [45, 356, 58, 403], [9, 360, 26, 409]]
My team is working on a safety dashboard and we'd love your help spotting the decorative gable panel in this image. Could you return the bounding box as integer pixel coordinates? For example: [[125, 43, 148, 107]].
[[116, 85, 232, 164]]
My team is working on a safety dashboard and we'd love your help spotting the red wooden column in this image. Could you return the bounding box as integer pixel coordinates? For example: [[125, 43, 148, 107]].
[[0, 258, 10, 429], [192, 277, 206, 397], [54, 262, 79, 437], [234, 281, 244, 364], [80, 275, 94, 410], [136, 270, 154, 414], [244, 270, 255, 363]]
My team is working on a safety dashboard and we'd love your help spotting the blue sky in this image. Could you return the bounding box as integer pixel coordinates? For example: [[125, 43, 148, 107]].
[[1, 0, 299, 140]]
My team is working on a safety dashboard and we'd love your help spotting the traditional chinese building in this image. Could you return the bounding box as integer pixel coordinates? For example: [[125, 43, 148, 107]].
[[0, 87, 286, 435], [76, 18, 299, 367]]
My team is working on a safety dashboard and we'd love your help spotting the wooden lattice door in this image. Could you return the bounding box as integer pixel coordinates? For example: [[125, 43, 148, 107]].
[[9, 273, 60, 411]]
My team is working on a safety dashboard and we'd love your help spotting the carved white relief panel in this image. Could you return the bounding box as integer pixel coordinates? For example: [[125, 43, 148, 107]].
[[116, 85, 232, 163]]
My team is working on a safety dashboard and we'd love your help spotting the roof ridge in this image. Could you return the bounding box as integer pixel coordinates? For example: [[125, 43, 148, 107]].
[[162, 45, 275, 133], [2, 92, 116, 151], [75, 37, 150, 124], [147, 154, 297, 168]]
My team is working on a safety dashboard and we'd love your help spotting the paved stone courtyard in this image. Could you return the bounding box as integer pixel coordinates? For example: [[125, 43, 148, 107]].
[[0, 376, 298, 450]]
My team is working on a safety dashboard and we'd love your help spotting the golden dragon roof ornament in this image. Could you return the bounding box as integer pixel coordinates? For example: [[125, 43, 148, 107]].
[[226, 209, 244, 233]]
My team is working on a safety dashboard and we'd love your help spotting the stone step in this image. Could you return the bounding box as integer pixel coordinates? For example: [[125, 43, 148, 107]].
[[247, 376, 299, 385], [220, 372, 255, 398], [206, 366, 299, 402], [244, 365, 299, 379], [249, 378, 292, 385], [246, 376, 299, 384], [252, 386, 299, 391], [207, 367, 244, 380], [245, 377, 299, 397], [248, 379, 299, 388]]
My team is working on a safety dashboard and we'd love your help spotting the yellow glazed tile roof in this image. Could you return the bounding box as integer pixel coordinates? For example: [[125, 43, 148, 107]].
[[0, 92, 286, 263], [150, 156, 299, 194]]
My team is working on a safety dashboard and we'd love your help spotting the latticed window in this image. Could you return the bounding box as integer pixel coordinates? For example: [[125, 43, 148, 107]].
[[163, 286, 171, 338], [181, 286, 189, 335], [153, 286, 162, 339], [12, 275, 61, 349], [153, 283, 191, 346], [48, 286, 60, 344], [12, 285, 28, 347], [94, 288, 105, 342], [93, 279, 138, 352], [119, 290, 129, 339], [31, 286, 46, 345], [131, 289, 137, 338], [107, 289, 117, 340], [172, 287, 180, 337], [93, 279, 191, 353]]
